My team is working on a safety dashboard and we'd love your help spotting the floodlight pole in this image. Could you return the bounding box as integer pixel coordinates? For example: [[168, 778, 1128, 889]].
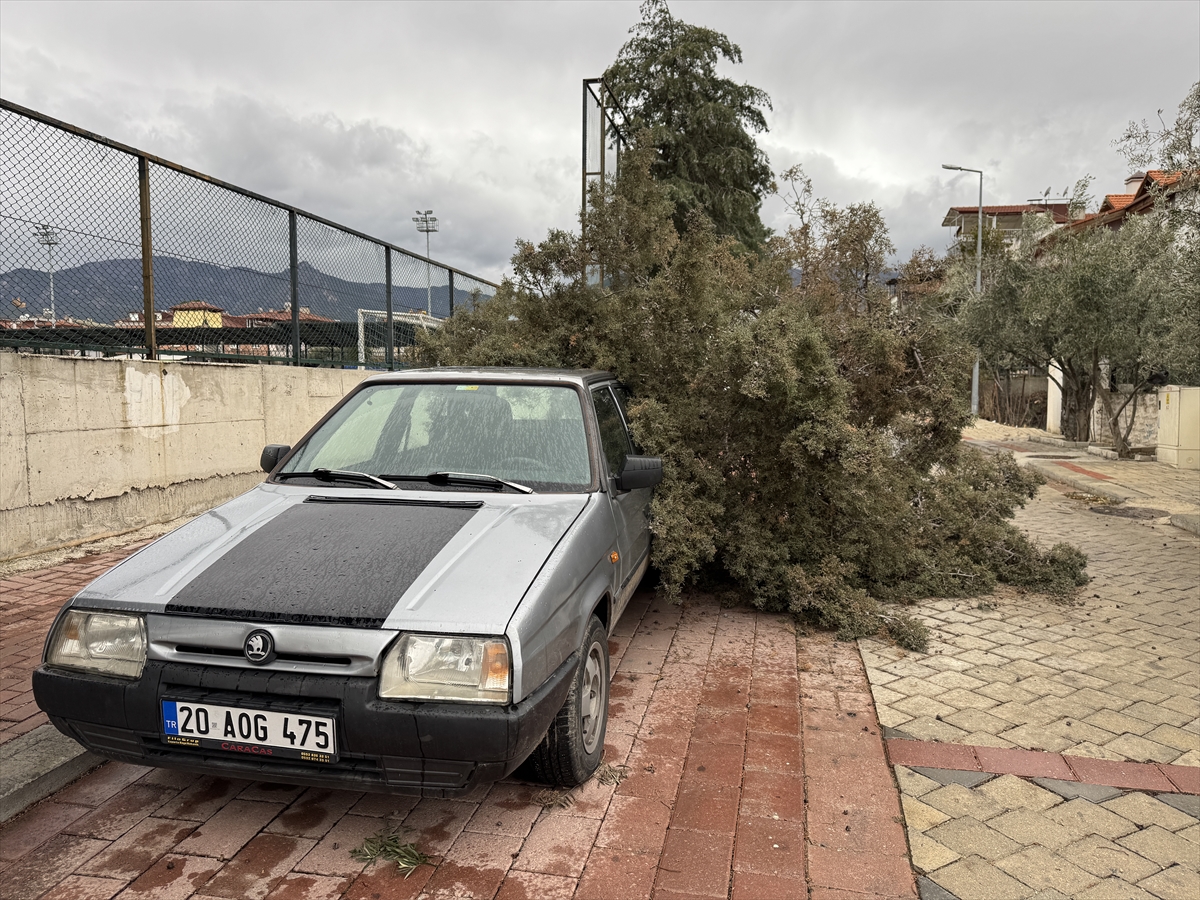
[[413, 210, 439, 315], [33, 224, 59, 323], [943, 164, 984, 416]]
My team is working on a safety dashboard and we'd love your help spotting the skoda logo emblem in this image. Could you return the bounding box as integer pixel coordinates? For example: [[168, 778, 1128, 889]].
[[243, 629, 275, 665]]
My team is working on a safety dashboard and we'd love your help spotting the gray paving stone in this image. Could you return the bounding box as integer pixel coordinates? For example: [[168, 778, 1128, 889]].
[[911, 767, 997, 789], [1033, 779, 1124, 804], [1157, 792, 1200, 819], [917, 874, 962, 900]]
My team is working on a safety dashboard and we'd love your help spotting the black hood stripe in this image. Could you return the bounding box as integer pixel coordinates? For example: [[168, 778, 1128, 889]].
[[167, 502, 477, 628]]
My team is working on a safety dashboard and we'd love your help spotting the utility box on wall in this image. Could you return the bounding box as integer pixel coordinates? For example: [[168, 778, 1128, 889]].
[[1158, 386, 1200, 470]]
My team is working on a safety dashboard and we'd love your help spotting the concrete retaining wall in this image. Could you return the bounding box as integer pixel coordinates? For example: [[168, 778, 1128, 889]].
[[1, 353, 370, 560]]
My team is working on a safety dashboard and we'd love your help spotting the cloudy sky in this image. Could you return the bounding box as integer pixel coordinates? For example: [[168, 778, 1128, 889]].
[[2, 0, 1197, 282]]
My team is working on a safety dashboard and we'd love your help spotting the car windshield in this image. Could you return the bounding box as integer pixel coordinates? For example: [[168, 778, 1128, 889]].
[[280, 382, 593, 491]]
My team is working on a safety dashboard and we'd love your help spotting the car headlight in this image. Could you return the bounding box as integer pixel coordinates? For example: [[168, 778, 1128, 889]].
[[380, 634, 510, 704], [45, 610, 147, 679]]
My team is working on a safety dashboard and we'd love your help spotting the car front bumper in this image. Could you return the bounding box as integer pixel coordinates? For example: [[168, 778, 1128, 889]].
[[33, 652, 576, 797]]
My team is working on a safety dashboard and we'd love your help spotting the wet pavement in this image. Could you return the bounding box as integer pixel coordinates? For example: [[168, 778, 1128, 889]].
[[0, 580, 912, 899]]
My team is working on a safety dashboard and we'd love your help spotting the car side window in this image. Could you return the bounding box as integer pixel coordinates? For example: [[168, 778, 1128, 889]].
[[609, 384, 643, 454], [591, 386, 631, 478]]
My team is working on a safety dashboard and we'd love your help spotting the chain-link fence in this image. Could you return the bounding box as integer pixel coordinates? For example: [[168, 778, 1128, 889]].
[[0, 99, 497, 368]]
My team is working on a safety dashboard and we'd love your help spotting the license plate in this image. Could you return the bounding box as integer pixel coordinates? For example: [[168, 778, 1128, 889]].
[[161, 700, 337, 764]]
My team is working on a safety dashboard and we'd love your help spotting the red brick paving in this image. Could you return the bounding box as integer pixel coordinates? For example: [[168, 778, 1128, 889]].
[[886, 738, 981, 771], [1064, 756, 1178, 793], [974, 745, 1076, 780], [1055, 460, 1115, 480], [1162, 763, 1200, 794], [885, 738, 1199, 795]]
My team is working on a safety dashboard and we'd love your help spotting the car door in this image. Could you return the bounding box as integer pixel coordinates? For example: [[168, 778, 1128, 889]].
[[590, 384, 652, 623]]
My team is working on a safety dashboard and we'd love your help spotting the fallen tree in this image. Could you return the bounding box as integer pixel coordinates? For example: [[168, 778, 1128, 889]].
[[418, 147, 1087, 650]]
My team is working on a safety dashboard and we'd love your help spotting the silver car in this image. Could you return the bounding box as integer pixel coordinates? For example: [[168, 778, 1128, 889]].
[[34, 368, 661, 796]]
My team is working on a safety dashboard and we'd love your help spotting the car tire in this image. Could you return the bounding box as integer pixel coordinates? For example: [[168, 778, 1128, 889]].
[[526, 615, 609, 787]]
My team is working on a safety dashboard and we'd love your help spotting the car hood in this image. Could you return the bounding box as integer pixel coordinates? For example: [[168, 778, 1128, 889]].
[[73, 483, 591, 635]]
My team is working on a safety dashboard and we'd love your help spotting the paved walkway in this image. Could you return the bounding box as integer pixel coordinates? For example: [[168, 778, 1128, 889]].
[[1, 426, 1197, 899], [862, 477, 1200, 899], [963, 420, 1200, 530]]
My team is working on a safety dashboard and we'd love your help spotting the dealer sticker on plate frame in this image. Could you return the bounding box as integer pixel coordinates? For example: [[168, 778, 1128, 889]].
[[161, 700, 337, 764]]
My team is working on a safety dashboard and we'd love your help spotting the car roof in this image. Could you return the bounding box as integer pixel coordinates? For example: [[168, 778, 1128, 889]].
[[360, 367, 616, 389]]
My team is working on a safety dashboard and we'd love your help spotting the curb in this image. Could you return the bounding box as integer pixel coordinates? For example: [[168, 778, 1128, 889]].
[[1170, 513, 1200, 537], [1023, 459, 1200, 538], [1022, 458, 1139, 504], [0, 724, 102, 823], [1028, 435, 1090, 450]]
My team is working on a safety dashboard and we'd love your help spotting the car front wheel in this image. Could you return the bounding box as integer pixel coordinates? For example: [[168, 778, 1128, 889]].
[[526, 615, 609, 787]]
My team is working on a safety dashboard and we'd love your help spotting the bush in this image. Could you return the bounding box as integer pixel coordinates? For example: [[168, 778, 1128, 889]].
[[417, 145, 1087, 653]]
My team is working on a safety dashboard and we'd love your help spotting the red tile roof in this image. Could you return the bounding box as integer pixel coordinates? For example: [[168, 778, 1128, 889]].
[[1100, 194, 1135, 212], [948, 204, 1069, 216], [1145, 170, 1181, 188], [243, 309, 334, 323], [1061, 170, 1194, 234], [169, 301, 224, 312], [942, 203, 1070, 229]]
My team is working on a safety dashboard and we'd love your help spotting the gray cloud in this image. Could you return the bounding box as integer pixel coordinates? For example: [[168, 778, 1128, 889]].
[[2, 0, 1196, 281]]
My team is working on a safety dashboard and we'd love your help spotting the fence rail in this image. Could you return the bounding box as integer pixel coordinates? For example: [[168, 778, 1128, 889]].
[[0, 98, 497, 368]]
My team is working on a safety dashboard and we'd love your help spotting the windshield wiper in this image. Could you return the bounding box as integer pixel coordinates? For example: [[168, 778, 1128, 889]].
[[426, 471, 533, 494], [276, 469, 398, 490]]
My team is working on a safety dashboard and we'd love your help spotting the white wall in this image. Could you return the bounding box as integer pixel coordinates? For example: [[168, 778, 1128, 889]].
[[1, 353, 371, 559], [1046, 361, 1063, 434]]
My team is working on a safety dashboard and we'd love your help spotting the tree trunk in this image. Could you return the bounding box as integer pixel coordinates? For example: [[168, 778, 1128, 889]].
[[1098, 372, 1149, 460], [1058, 359, 1093, 442]]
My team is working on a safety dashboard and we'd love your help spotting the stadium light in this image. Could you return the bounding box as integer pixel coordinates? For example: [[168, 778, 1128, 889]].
[[33, 223, 60, 323], [413, 210, 439, 315]]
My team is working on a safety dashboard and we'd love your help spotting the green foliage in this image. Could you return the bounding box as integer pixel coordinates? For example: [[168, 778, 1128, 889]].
[[604, 0, 773, 250], [959, 84, 1200, 444], [1117, 80, 1199, 231], [350, 829, 428, 876], [418, 145, 1086, 653], [960, 209, 1187, 448]]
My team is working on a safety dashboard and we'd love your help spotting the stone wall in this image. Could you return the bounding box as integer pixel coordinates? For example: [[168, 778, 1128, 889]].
[[1, 353, 370, 559], [1090, 390, 1159, 449]]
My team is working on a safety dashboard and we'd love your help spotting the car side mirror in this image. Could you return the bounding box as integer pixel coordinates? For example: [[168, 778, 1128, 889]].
[[260, 444, 291, 474], [615, 455, 663, 491]]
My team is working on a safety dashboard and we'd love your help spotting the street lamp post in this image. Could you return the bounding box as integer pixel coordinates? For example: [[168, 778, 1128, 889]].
[[412, 210, 439, 315], [33, 224, 60, 324], [943, 164, 984, 416]]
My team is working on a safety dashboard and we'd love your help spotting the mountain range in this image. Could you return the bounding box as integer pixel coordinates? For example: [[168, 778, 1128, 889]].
[[1, 256, 488, 324]]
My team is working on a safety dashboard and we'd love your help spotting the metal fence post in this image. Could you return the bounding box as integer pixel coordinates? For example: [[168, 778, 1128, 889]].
[[288, 211, 300, 366], [385, 247, 394, 370], [448, 270, 455, 317], [137, 156, 157, 360]]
